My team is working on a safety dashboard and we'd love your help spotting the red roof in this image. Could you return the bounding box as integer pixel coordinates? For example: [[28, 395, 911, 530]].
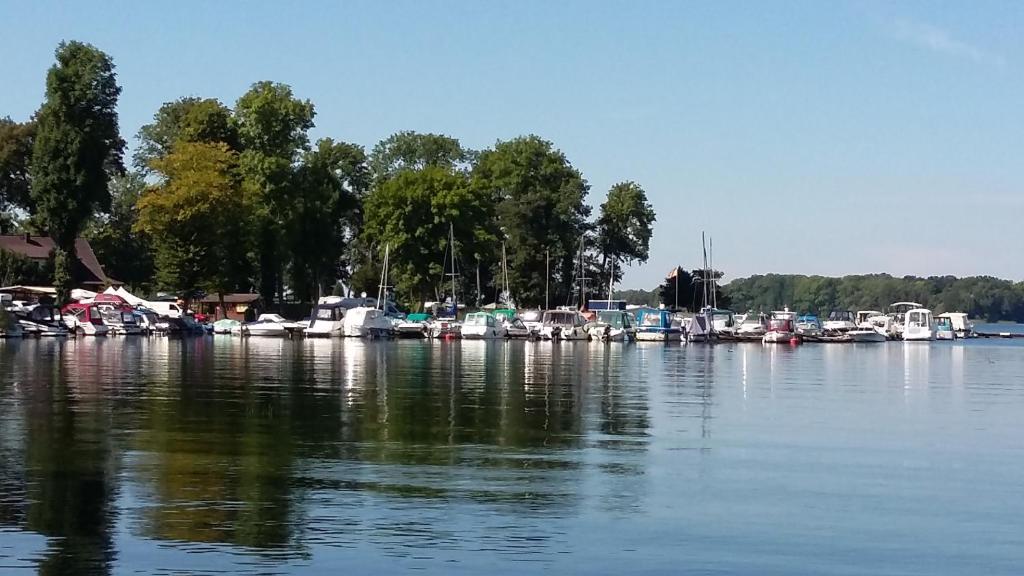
[[0, 235, 118, 287]]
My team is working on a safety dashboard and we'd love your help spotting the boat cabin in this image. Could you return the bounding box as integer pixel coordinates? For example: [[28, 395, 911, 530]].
[[638, 309, 675, 330], [542, 310, 585, 328], [597, 310, 635, 329], [62, 303, 105, 328], [465, 312, 498, 328]]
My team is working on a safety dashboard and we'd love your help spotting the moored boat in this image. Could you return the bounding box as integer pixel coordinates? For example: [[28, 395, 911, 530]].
[[902, 308, 935, 341], [762, 309, 798, 344], [304, 296, 348, 337], [635, 309, 681, 342], [539, 310, 588, 340], [461, 312, 507, 339], [587, 310, 637, 342]]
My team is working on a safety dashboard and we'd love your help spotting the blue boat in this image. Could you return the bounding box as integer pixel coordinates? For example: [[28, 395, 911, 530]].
[[635, 309, 682, 341]]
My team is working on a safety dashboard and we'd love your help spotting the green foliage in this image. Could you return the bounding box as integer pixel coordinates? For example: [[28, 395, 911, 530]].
[[136, 142, 248, 300], [369, 131, 474, 183], [0, 248, 51, 286], [234, 81, 315, 306], [134, 97, 239, 171], [286, 138, 370, 302], [472, 135, 590, 307], [0, 117, 35, 229], [85, 171, 154, 291], [596, 181, 656, 267], [362, 166, 497, 304], [657, 267, 728, 311], [614, 287, 659, 307], [724, 273, 1024, 321], [30, 41, 124, 303]]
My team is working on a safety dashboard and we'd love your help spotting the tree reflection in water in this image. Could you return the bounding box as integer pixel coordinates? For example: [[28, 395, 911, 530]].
[[0, 337, 653, 569]]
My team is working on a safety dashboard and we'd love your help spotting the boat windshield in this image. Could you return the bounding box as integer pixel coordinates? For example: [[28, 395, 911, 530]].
[[542, 311, 574, 326], [936, 318, 953, 329], [641, 313, 664, 327], [597, 311, 625, 328], [466, 314, 491, 326], [520, 310, 542, 322], [316, 306, 341, 320], [769, 319, 793, 331]]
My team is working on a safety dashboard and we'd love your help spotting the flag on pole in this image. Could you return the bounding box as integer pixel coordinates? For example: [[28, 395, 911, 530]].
[[667, 267, 679, 279]]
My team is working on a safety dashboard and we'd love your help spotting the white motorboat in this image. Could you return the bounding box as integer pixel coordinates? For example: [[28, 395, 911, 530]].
[[101, 309, 143, 335], [539, 310, 589, 340], [736, 313, 767, 338], [937, 312, 973, 338], [823, 310, 857, 334], [343, 307, 393, 338], [762, 309, 797, 344], [934, 315, 955, 340], [396, 313, 432, 338], [235, 313, 299, 337], [902, 308, 935, 341], [587, 310, 637, 342], [888, 302, 923, 339], [461, 312, 507, 339], [848, 328, 887, 342], [855, 310, 891, 339], [518, 309, 543, 336], [304, 296, 348, 337]]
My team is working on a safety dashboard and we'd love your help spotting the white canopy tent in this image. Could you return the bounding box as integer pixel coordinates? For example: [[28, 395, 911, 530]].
[[103, 286, 146, 307]]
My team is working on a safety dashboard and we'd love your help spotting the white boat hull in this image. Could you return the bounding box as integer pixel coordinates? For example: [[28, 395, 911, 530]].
[[540, 326, 588, 340], [461, 327, 507, 340], [304, 320, 344, 337], [762, 331, 795, 343], [636, 330, 680, 342], [903, 330, 934, 341], [848, 330, 886, 343]]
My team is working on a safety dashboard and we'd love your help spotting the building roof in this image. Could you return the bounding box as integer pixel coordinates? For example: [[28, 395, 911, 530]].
[[0, 235, 118, 287], [200, 293, 261, 304]]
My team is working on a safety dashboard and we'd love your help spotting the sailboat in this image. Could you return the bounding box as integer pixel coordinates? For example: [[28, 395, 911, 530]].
[[586, 257, 636, 341], [343, 243, 395, 338], [429, 223, 462, 339]]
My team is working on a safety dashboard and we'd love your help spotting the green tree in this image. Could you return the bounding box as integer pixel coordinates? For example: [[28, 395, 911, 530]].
[[595, 181, 656, 286], [369, 131, 474, 183], [135, 142, 248, 310], [286, 138, 370, 302], [0, 117, 35, 230], [361, 167, 496, 305], [472, 135, 590, 307], [30, 41, 124, 303], [85, 171, 154, 291], [234, 81, 315, 307], [134, 97, 239, 171]]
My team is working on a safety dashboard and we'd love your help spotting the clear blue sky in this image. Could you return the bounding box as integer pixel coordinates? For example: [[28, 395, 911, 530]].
[[2, 1, 1022, 288]]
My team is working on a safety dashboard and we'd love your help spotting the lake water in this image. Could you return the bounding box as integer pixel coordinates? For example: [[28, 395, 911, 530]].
[[1, 336, 1023, 575]]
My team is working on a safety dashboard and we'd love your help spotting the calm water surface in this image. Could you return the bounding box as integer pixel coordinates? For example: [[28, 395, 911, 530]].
[[1, 337, 1022, 575]]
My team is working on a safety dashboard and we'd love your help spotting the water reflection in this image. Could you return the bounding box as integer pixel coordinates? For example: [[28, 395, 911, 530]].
[[2, 337, 1023, 574]]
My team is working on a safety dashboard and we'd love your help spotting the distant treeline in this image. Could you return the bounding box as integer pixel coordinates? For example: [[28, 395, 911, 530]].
[[722, 274, 1024, 322]]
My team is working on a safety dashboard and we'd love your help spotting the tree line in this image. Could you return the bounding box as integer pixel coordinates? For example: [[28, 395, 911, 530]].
[[0, 41, 656, 310], [723, 273, 1024, 322]]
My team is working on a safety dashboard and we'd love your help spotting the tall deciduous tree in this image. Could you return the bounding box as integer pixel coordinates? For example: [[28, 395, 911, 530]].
[[135, 142, 248, 310], [595, 181, 656, 286], [234, 81, 315, 307], [86, 171, 154, 291], [369, 131, 473, 183], [134, 97, 239, 171], [30, 41, 124, 303], [472, 135, 590, 307], [286, 138, 370, 302], [361, 167, 496, 305], [0, 117, 35, 230]]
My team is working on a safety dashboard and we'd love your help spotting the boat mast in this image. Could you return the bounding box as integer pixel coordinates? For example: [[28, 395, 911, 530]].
[[710, 236, 717, 309], [502, 242, 510, 306], [377, 243, 390, 310], [448, 223, 458, 313], [608, 256, 615, 301], [545, 249, 550, 310], [701, 232, 709, 309]]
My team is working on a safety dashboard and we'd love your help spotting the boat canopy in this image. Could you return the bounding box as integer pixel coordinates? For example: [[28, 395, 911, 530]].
[[406, 313, 431, 322], [542, 310, 580, 326], [638, 310, 673, 329], [597, 310, 631, 328], [465, 312, 495, 327]]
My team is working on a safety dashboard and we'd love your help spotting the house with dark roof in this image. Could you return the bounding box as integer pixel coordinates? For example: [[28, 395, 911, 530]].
[[0, 234, 119, 288]]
